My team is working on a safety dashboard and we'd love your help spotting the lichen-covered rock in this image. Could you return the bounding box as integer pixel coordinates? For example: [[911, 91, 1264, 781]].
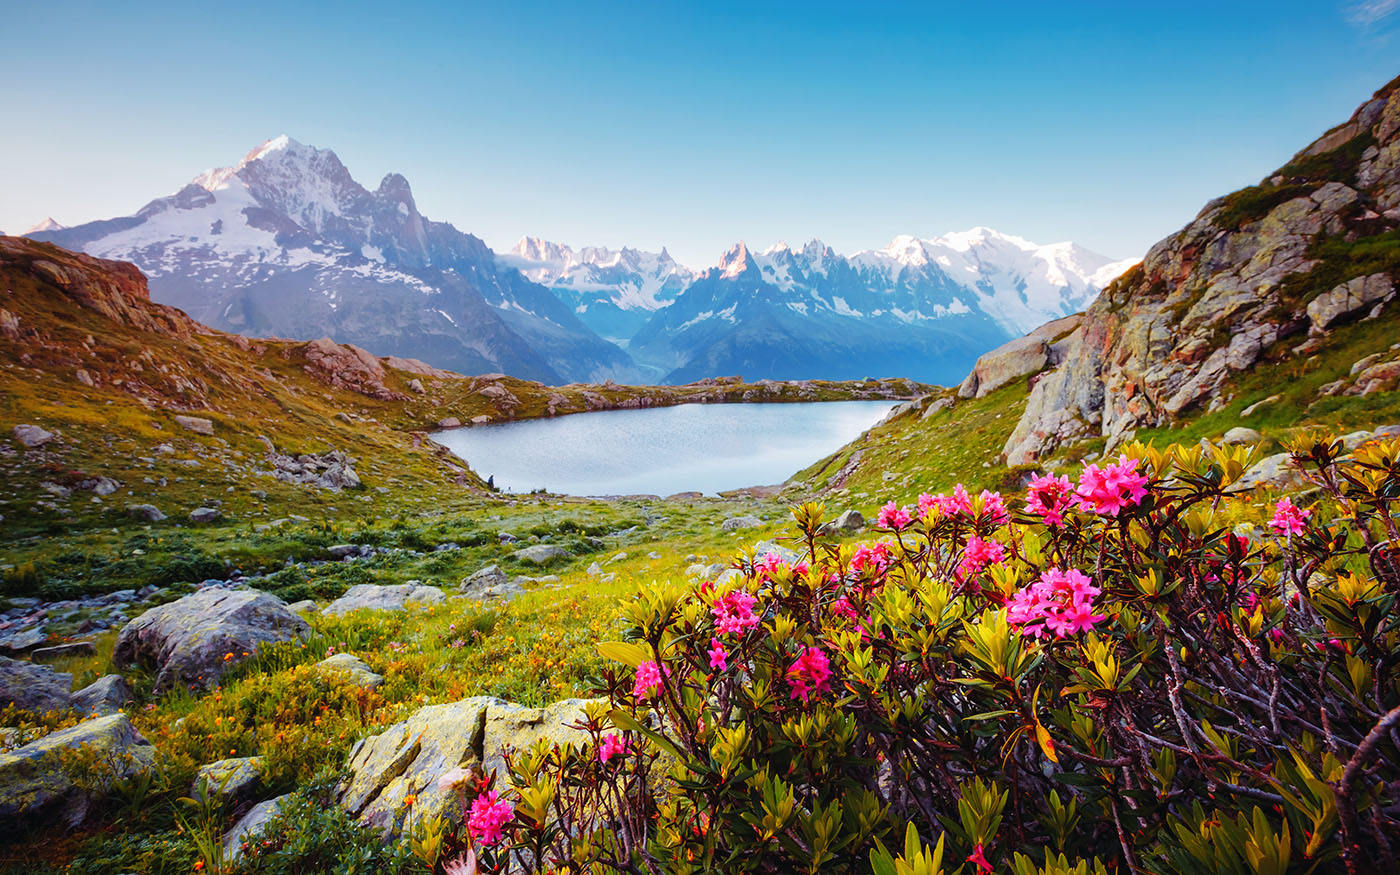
[[0, 656, 71, 714], [174, 415, 214, 435], [720, 515, 762, 532], [1221, 426, 1263, 445], [322, 582, 445, 616], [70, 675, 133, 717], [820, 509, 866, 535], [223, 793, 294, 862], [1306, 273, 1395, 331], [125, 503, 166, 522], [458, 564, 524, 602], [336, 696, 595, 834], [0, 714, 155, 828], [511, 544, 571, 566], [113, 588, 309, 692], [192, 756, 263, 803], [958, 315, 1082, 399], [11, 424, 55, 448], [1235, 452, 1309, 491], [189, 506, 222, 524], [314, 653, 383, 689]]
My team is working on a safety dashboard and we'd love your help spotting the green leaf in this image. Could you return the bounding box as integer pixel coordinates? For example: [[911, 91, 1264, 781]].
[[596, 640, 651, 668]]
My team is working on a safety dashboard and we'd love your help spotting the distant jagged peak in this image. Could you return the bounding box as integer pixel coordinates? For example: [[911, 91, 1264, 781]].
[[21, 217, 66, 235], [717, 241, 754, 278]]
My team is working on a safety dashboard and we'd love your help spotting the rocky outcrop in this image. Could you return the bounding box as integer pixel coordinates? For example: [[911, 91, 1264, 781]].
[[0, 714, 155, 828], [1002, 76, 1400, 465], [294, 337, 405, 401], [336, 696, 594, 833], [458, 565, 524, 602], [0, 656, 72, 714], [264, 447, 363, 491], [322, 583, 446, 616], [958, 314, 1082, 399], [113, 588, 310, 692], [70, 675, 134, 717], [511, 544, 571, 566]]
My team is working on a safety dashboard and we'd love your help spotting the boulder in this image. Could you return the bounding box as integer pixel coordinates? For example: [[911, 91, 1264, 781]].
[[1221, 426, 1263, 445], [720, 515, 762, 532], [511, 544, 571, 566], [193, 756, 263, 803], [0, 714, 155, 827], [70, 675, 134, 717], [458, 565, 524, 602], [174, 415, 215, 436], [315, 653, 384, 689], [224, 793, 294, 863], [820, 509, 866, 535], [113, 588, 310, 692], [125, 503, 166, 522], [189, 506, 221, 524], [1306, 273, 1395, 331], [285, 600, 319, 615], [30, 642, 96, 661], [1235, 452, 1308, 491], [11, 424, 55, 448], [0, 628, 47, 653], [337, 696, 594, 834], [322, 583, 446, 617], [461, 564, 507, 590], [0, 656, 71, 713]]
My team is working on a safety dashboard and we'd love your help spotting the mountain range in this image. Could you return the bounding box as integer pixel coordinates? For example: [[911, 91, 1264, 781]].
[[27, 137, 1135, 385]]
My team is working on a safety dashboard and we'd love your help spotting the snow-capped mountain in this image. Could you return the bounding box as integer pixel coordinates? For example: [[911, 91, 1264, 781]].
[[22, 217, 67, 235], [499, 239, 697, 345], [28, 136, 634, 384], [628, 229, 1135, 384]]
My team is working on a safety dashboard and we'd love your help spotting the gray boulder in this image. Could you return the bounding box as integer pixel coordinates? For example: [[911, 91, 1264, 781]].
[[189, 506, 221, 524], [1235, 452, 1309, 491], [285, 600, 319, 615], [1307, 273, 1394, 331], [0, 628, 47, 653], [820, 509, 866, 535], [71, 675, 134, 717], [752, 540, 802, 565], [1221, 426, 1263, 445], [174, 415, 215, 435], [315, 653, 384, 689], [322, 583, 446, 616], [720, 514, 763, 532], [0, 714, 155, 827], [224, 793, 294, 863], [125, 503, 166, 522], [11, 424, 55, 448], [337, 696, 594, 834], [458, 565, 524, 602], [461, 564, 507, 590], [113, 588, 310, 692], [193, 756, 263, 803], [512, 544, 571, 566], [0, 656, 71, 713]]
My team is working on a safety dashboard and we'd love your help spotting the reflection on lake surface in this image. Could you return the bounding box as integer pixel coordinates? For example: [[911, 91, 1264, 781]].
[[433, 401, 896, 497]]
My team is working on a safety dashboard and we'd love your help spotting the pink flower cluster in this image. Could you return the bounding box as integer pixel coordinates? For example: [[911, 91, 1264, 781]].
[[598, 732, 632, 764], [957, 535, 1006, 580], [876, 501, 914, 530], [632, 660, 672, 700], [755, 552, 809, 578], [918, 485, 1008, 526], [787, 646, 832, 703], [850, 542, 891, 574], [1073, 455, 1150, 516], [707, 637, 728, 671], [1006, 567, 1104, 638], [467, 789, 514, 846], [1269, 498, 1310, 536], [711, 589, 760, 636], [1025, 473, 1075, 527]]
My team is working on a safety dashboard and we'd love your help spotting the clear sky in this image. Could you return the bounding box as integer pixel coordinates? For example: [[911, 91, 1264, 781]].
[[1, 1, 1396, 267]]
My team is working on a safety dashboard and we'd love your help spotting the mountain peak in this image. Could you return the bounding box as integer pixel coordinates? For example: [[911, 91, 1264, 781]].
[[717, 241, 753, 278], [243, 134, 304, 164], [22, 217, 66, 234]]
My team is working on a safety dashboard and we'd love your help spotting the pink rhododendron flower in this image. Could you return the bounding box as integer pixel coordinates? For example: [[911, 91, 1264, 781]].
[[957, 535, 1006, 579], [632, 660, 671, 700], [876, 501, 913, 530], [1007, 567, 1104, 639], [1074, 455, 1150, 516], [467, 790, 514, 846], [850, 543, 891, 574], [711, 589, 760, 636], [707, 637, 728, 672], [754, 552, 786, 577], [1269, 498, 1310, 536], [977, 490, 1009, 526], [787, 646, 832, 703], [436, 766, 473, 793], [598, 732, 631, 764], [1026, 472, 1075, 527], [443, 849, 477, 875], [966, 843, 993, 874], [830, 596, 860, 622]]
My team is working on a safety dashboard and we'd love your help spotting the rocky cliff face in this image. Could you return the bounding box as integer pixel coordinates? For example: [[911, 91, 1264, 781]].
[[1003, 75, 1400, 464]]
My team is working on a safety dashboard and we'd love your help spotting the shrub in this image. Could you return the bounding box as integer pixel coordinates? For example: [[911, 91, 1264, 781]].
[[439, 435, 1400, 874]]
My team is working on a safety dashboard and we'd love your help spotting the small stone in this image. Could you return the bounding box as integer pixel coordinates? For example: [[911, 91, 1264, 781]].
[[30, 641, 96, 661], [126, 503, 166, 522], [512, 544, 572, 566], [189, 507, 221, 524], [719, 515, 762, 532], [174, 415, 215, 435]]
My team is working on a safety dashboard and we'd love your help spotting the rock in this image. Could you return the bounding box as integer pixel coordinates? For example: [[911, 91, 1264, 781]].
[[512, 544, 572, 566], [586, 562, 604, 576], [337, 696, 595, 834], [70, 675, 133, 717], [498, 531, 518, 544], [1240, 395, 1280, 417], [224, 793, 294, 863], [11, 424, 55, 448], [189, 506, 221, 524], [0, 714, 155, 827], [113, 588, 309, 692], [1307, 273, 1395, 331], [315, 653, 384, 689], [0, 656, 71, 713], [322, 583, 447, 616], [752, 540, 801, 565], [1351, 352, 1387, 375], [285, 600, 319, 615], [327, 544, 367, 559], [436, 417, 462, 429], [1340, 430, 1375, 450], [820, 509, 866, 535], [1221, 427, 1263, 445], [1350, 359, 1400, 396], [459, 565, 524, 603], [0, 628, 48, 653], [126, 503, 166, 522], [720, 515, 762, 532], [605, 552, 628, 565], [193, 756, 263, 803], [461, 564, 507, 590], [407, 378, 425, 394], [87, 477, 120, 496], [174, 415, 215, 435], [30, 641, 96, 661], [1235, 452, 1308, 491]]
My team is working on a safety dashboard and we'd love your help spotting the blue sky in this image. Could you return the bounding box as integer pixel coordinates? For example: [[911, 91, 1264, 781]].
[[1, 1, 1396, 266]]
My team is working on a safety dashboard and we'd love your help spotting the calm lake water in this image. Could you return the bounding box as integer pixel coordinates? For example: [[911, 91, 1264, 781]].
[[434, 401, 896, 496]]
